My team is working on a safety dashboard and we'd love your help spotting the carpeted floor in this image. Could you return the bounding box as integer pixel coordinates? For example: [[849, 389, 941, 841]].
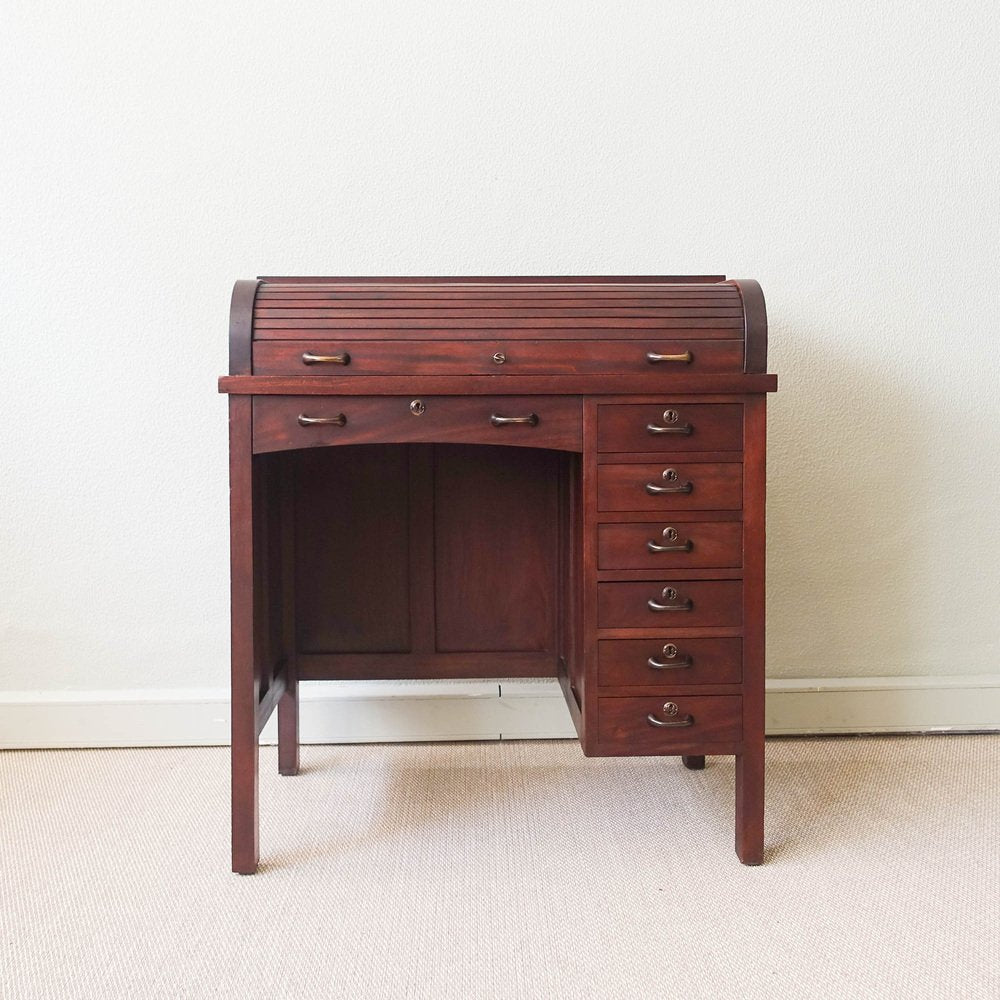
[[1, 735, 997, 999]]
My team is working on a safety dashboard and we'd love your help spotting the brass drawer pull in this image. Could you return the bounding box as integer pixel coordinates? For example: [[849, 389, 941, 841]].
[[490, 413, 539, 427], [648, 654, 693, 670], [647, 587, 693, 612], [647, 702, 694, 728], [647, 421, 693, 435], [302, 352, 351, 366], [645, 471, 693, 495], [647, 408, 693, 436], [647, 527, 693, 553], [297, 413, 347, 427], [646, 351, 693, 364]]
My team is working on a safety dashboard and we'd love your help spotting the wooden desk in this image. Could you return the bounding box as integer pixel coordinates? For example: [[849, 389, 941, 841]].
[[220, 275, 776, 874]]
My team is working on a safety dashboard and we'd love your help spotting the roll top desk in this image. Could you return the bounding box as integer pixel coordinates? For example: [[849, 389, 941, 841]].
[[219, 275, 777, 873]]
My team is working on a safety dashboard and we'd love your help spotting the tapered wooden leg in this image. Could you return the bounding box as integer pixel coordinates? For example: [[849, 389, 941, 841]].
[[277, 667, 299, 776], [682, 755, 705, 770], [735, 747, 764, 865]]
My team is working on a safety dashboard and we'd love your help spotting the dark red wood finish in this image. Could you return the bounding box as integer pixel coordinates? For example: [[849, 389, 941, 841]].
[[221, 276, 775, 872]]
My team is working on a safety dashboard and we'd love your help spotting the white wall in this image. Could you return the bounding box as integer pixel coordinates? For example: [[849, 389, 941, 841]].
[[2, 2, 998, 735]]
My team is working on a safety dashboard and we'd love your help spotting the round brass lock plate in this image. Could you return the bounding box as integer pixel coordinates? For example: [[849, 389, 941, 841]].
[[663, 587, 678, 601], [492, 352, 506, 365], [663, 702, 679, 717], [663, 409, 679, 424], [409, 399, 426, 415], [663, 468, 678, 482], [663, 643, 678, 659], [664, 527, 678, 542]]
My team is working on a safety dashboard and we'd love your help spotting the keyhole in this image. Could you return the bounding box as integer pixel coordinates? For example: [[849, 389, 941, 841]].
[[663, 468, 678, 482], [663, 702, 679, 717], [663, 527, 678, 542], [409, 399, 426, 415], [663, 587, 678, 601], [663, 409, 679, 424], [663, 643, 678, 659]]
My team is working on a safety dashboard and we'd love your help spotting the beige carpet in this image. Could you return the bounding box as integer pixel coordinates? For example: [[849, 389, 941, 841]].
[[1, 735, 997, 1000]]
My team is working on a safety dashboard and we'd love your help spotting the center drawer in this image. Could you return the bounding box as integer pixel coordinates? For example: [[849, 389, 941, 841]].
[[597, 580, 742, 628], [253, 339, 744, 375], [252, 395, 582, 453]]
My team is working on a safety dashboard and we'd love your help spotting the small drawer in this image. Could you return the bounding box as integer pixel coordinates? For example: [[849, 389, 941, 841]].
[[598, 580, 742, 628], [598, 637, 742, 687], [598, 695, 742, 751], [597, 462, 742, 512], [252, 395, 582, 453], [253, 339, 744, 376], [597, 403, 743, 453], [597, 520, 742, 570]]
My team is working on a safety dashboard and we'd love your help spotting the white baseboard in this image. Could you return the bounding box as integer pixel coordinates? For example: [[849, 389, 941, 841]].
[[0, 676, 997, 749]]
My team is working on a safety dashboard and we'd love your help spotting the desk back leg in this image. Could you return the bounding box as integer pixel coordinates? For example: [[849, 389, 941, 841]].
[[277, 454, 300, 776], [230, 396, 259, 874]]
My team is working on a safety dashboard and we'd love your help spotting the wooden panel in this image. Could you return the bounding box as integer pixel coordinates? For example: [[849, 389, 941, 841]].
[[597, 520, 743, 570], [597, 402, 743, 453], [298, 651, 557, 680], [597, 695, 742, 751], [597, 637, 742, 687], [252, 339, 744, 376], [253, 395, 583, 453], [597, 462, 743, 512], [597, 580, 743, 628], [434, 445, 560, 654], [293, 445, 411, 654], [253, 317, 744, 332]]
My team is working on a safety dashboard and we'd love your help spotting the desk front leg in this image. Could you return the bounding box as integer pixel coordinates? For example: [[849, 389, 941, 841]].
[[229, 396, 259, 874]]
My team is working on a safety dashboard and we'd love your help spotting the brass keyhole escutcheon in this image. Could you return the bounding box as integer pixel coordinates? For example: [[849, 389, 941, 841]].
[[663, 527, 678, 542], [492, 352, 506, 365], [663, 409, 679, 424], [409, 399, 426, 415], [663, 643, 678, 659], [663, 702, 679, 717], [663, 587, 678, 601], [663, 468, 678, 482]]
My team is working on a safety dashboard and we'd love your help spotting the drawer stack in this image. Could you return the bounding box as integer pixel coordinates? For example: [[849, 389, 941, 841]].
[[580, 399, 749, 758]]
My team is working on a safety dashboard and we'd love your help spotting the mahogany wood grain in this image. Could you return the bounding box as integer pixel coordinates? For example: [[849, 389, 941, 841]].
[[597, 580, 743, 629], [597, 637, 742, 688], [597, 402, 743, 453], [597, 520, 743, 570], [597, 462, 743, 512], [256, 275, 729, 284], [252, 395, 583, 454], [597, 695, 742, 750], [434, 446, 559, 654], [252, 339, 745, 376]]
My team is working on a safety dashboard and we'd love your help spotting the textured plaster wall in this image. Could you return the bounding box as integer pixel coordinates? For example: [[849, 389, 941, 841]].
[[1, 1, 997, 692]]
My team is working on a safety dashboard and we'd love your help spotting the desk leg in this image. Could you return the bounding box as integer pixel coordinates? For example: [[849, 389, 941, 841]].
[[278, 668, 299, 776], [230, 396, 259, 874], [735, 747, 764, 865]]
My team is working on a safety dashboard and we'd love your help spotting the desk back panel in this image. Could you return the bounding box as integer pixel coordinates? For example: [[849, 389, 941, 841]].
[[288, 443, 567, 678]]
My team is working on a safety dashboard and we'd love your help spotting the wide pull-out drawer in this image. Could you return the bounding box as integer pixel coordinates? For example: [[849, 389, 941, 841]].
[[597, 580, 742, 628], [598, 637, 742, 687], [597, 462, 743, 512], [253, 339, 744, 376], [253, 395, 582, 453], [598, 695, 742, 751], [597, 520, 742, 570], [597, 403, 742, 452]]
